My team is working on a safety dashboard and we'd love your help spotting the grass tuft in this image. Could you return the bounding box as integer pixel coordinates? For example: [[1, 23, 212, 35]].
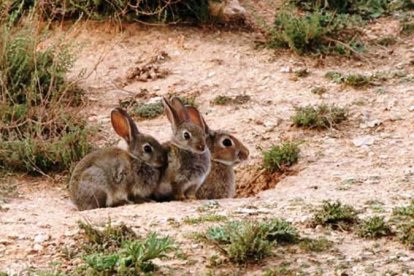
[[268, 7, 363, 55], [260, 219, 300, 244], [357, 216, 393, 239], [397, 221, 414, 249], [183, 214, 227, 225], [84, 233, 175, 274], [204, 219, 300, 263], [76, 220, 175, 274], [312, 201, 359, 230], [393, 200, 414, 218], [299, 237, 334, 252], [291, 104, 347, 129], [263, 142, 300, 173]]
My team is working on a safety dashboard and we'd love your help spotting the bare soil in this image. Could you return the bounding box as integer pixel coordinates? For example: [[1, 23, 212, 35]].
[[1, 7, 414, 275]]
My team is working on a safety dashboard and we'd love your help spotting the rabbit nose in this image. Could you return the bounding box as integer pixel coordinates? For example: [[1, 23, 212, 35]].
[[197, 144, 205, 152]]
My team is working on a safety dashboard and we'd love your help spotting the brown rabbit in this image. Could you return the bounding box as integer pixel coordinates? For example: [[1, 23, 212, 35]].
[[69, 108, 166, 210], [154, 97, 211, 201], [192, 107, 249, 199]]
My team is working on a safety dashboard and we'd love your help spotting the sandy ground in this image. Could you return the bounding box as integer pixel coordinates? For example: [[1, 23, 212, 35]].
[[1, 8, 414, 275]]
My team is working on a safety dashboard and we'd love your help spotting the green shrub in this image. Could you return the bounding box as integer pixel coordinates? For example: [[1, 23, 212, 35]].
[[260, 219, 300, 244], [291, 105, 347, 129], [357, 216, 393, 239], [299, 237, 333, 252], [393, 200, 414, 218], [212, 95, 233, 105], [397, 221, 414, 249], [312, 201, 359, 230], [204, 219, 300, 263], [0, 15, 93, 174], [133, 102, 164, 119], [183, 214, 227, 225], [269, 8, 363, 55], [263, 142, 300, 173], [84, 233, 175, 274], [2, 0, 211, 24]]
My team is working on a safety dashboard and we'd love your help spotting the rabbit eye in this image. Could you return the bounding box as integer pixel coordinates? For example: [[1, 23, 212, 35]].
[[143, 144, 153, 153], [183, 131, 191, 140], [222, 138, 233, 147]]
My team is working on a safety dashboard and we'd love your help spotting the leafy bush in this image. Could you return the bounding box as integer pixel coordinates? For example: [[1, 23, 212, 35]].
[[299, 237, 333, 252], [84, 233, 175, 274], [397, 221, 414, 249], [263, 142, 300, 173], [269, 8, 363, 55], [0, 16, 93, 174], [291, 104, 347, 129], [204, 219, 300, 263], [312, 201, 359, 230], [358, 216, 393, 239], [393, 200, 414, 218], [260, 219, 300, 244], [2, 0, 211, 24]]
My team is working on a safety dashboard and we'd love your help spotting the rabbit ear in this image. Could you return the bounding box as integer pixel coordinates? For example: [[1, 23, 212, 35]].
[[111, 108, 139, 145], [186, 106, 207, 132], [170, 97, 190, 122], [162, 97, 180, 131]]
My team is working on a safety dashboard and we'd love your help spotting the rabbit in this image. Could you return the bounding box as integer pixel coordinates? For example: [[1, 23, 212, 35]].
[[69, 107, 166, 211], [154, 97, 211, 201], [191, 107, 249, 199]]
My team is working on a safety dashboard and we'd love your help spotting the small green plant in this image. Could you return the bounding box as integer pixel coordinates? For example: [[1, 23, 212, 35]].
[[204, 218, 300, 263], [291, 105, 347, 129], [260, 219, 300, 244], [312, 201, 359, 230], [263, 142, 300, 173], [205, 221, 272, 263], [299, 237, 333, 252], [84, 233, 175, 274], [78, 220, 137, 253], [397, 221, 414, 249], [225, 223, 273, 263], [133, 102, 164, 119], [183, 214, 227, 225], [269, 8, 363, 55], [393, 200, 414, 218], [358, 216, 393, 239], [325, 71, 372, 88], [212, 95, 232, 105]]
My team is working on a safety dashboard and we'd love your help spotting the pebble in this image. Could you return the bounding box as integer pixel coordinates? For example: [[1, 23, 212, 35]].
[[360, 119, 382, 129], [409, 106, 414, 112], [352, 136, 375, 147], [147, 96, 162, 104], [280, 66, 292, 73], [34, 233, 50, 244], [32, 244, 44, 252]]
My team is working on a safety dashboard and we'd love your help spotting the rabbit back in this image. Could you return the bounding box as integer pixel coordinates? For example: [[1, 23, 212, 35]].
[[69, 148, 133, 210], [196, 161, 235, 199]]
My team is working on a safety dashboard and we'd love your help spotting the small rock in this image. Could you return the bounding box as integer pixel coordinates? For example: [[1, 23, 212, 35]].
[[280, 66, 292, 73], [147, 96, 163, 104], [32, 244, 44, 252], [34, 233, 50, 244], [409, 106, 414, 112], [353, 136, 375, 147], [360, 119, 382, 129]]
